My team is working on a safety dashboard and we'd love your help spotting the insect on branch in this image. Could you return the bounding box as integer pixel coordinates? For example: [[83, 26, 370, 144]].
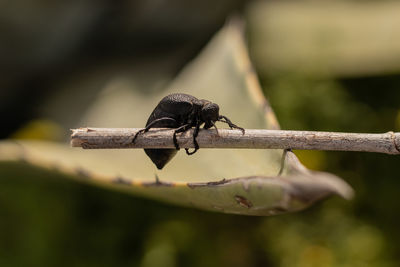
[[71, 128, 400, 155]]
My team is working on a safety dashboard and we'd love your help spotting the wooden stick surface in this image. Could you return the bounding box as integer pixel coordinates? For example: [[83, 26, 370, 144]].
[[70, 128, 400, 155]]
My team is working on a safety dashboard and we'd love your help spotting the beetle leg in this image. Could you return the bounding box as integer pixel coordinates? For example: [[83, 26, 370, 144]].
[[211, 121, 219, 135], [185, 122, 201, 155], [131, 128, 146, 143], [173, 123, 192, 150], [218, 115, 245, 135], [132, 117, 178, 143]]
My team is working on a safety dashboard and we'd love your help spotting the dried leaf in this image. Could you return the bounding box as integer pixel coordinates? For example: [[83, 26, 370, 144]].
[[0, 21, 353, 216]]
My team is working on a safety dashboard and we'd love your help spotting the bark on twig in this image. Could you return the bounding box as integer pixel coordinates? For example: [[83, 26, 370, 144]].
[[70, 128, 400, 155]]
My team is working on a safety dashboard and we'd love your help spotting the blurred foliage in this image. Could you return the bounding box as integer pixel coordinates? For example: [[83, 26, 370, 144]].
[[1, 0, 400, 266], [11, 119, 64, 141], [247, 1, 400, 76], [0, 0, 247, 139], [261, 77, 400, 266]]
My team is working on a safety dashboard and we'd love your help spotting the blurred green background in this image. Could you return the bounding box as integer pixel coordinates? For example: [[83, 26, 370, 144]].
[[1, 0, 400, 266]]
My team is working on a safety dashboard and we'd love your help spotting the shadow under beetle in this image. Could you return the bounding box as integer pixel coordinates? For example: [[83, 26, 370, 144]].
[[132, 93, 245, 169]]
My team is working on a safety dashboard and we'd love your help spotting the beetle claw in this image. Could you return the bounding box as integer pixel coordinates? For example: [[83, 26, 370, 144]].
[[185, 148, 198, 155], [132, 128, 146, 143]]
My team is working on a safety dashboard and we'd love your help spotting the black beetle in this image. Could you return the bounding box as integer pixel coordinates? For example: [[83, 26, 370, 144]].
[[132, 93, 244, 169]]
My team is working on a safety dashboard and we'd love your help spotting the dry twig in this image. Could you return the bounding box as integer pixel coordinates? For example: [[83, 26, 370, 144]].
[[71, 128, 400, 155]]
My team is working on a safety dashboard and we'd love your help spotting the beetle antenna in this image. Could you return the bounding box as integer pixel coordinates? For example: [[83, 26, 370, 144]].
[[218, 115, 245, 134]]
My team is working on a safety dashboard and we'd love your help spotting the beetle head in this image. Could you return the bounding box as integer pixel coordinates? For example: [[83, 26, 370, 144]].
[[201, 102, 219, 128]]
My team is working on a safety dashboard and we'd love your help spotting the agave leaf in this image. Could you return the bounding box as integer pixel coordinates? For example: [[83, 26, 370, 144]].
[[0, 21, 353, 216]]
